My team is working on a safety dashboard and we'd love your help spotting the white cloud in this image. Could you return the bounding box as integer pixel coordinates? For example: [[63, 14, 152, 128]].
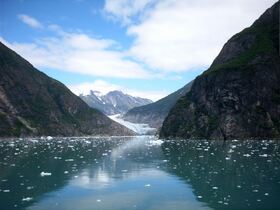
[[69, 80, 122, 96], [0, 31, 151, 79], [126, 0, 278, 72], [68, 80, 169, 101], [18, 14, 43, 29], [104, 0, 155, 25]]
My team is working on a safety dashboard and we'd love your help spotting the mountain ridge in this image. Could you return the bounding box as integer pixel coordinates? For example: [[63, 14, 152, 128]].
[[123, 81, 193, 129], [80, 90, 152, 115], [160, 2, 280, 140], [0, 42, 134, 137]]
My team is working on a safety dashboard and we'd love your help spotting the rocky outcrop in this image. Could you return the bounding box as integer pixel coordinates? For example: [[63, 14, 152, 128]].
[[80, 90, 152, 115], [160, 2, 280, 140], [124, 81, 193, 129], [0, 42, 134, 137]]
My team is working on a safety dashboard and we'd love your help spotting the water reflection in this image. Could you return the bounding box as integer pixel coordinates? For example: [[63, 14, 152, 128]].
[[161, 140, 280, 210], [0, 137, 279, 210]]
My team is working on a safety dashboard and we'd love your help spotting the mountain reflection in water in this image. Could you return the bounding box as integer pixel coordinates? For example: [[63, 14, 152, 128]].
[[0, 136, 279, 210]]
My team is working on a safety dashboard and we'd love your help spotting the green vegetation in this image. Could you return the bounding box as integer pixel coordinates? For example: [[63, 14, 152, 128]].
[[203, 24, 278, 76]]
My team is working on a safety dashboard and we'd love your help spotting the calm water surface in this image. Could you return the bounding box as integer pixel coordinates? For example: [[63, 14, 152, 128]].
[[0, 136, 279, 210]]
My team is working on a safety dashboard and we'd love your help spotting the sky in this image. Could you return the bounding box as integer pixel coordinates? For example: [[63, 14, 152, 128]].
[[0, 0, 277, 101]]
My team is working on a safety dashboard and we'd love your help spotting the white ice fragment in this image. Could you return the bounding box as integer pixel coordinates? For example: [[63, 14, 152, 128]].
[[148, 140, 163, 146], [197, 196, 203, 199], [40, 172, 52, 177], [3, 190, 10, 192], [259, 154, 268, 157], [22, 197, 33, 202], [212, 187, 218, 190], [243, 154, 251, 157], [144, 184, 151, 187], [65, 159, 74, 162], [46, 136, 53, 140], [64, 171, 69, 174], [96, 199, 101, 202]]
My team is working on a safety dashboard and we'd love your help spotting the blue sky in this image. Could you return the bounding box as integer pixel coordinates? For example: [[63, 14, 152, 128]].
[[0, 0, 277, 100]]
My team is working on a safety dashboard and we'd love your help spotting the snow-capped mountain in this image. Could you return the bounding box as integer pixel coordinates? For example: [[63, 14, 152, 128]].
[[80, 90, 153, 115]]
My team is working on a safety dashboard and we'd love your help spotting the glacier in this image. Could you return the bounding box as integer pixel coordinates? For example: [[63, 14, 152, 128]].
[[109, 114, 156, 135]]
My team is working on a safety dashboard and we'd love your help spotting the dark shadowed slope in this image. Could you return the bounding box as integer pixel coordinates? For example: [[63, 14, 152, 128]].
[[123, 81, 193, 129], [160, 2, 280, 140], [0, 42, 134, 137]]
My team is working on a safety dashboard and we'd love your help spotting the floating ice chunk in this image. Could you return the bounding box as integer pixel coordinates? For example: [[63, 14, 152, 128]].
[[212, 187, 218, 190], [144, 184, 151, 187], [64, 171, 69, 174], [3, 190, 10, 192], [22, 197, 33, 202], [65, 159, 74, 162], [264, 193, 269, 196], [197, 196, 203, 199], [148, 140, 163, 146], [40, 172, 52, 177], [96, 199, 101, 202], [46, 136, 53, 140], [243, 154, 251, 157], [259, 154, 268, 157]]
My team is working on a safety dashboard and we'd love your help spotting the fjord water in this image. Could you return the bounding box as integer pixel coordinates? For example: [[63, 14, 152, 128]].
[[0, 136, 279, 210]]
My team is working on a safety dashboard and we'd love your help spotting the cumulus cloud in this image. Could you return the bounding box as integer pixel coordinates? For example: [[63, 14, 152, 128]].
[[18, 14, 43, 29], [125, 0, 277, 72], [69, 80, 122, 96], [104, 0, 155, 25], [68, 80, 169, 101], [0, 32, 151, 79]]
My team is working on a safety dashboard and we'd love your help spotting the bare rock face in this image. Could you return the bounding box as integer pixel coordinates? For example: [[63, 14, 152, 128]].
[[160, 2, 280, 140], [0, 42, 134, 137]]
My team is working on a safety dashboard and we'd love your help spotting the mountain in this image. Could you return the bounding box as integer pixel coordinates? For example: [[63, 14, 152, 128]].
[[80, 90, 152, 115], [123, 81, 193, 129], [160, 2, 280, 140], [0, 42, 134, 137]]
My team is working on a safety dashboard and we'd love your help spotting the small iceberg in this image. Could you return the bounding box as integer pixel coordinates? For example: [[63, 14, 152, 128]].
[[40, 172, 52, 177], [147, 139, 164, 146], [22, 197, 33, 202], [46, 136, 53, 140]]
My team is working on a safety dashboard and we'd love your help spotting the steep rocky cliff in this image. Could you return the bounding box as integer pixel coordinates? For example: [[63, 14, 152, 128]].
[[124, 81, 193, 129], [160, 2, 280, 140], [0, 42, 134, 137]]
